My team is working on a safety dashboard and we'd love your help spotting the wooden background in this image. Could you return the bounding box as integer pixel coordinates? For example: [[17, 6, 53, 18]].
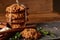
[[0, 0, 60, 23], [0, 0, 52, 13]]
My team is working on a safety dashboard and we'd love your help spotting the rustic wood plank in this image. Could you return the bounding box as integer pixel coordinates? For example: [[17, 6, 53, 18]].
[[27, 13, 60, 23]]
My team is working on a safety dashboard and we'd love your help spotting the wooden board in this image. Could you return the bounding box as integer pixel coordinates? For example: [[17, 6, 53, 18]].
[[27, 13, 60, 23], [0, 13, 60, 23]]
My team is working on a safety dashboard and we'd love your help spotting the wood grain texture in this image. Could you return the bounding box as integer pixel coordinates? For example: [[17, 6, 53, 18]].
[[27, 13, 60, 23]]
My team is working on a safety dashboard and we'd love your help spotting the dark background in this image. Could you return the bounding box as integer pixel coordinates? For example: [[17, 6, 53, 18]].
[[53, 0, 60, 13]]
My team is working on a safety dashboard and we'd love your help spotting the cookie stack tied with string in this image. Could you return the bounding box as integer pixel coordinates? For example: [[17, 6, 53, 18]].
[[5, 4, 28, 28]]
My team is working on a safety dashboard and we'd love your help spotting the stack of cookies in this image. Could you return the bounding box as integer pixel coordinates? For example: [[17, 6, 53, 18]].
[[5, 4, 28, 28]]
